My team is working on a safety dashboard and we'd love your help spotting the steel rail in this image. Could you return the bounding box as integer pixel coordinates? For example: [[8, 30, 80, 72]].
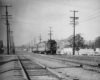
[[17, 56, 31, 80]]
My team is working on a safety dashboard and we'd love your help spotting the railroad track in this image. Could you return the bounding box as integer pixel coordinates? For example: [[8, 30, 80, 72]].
[[32, 54, 100, 73], [23, 53, 100, 80], [19, 55, 82, 80], [15, 51, 100, 80], [17, 55, 60, 80]]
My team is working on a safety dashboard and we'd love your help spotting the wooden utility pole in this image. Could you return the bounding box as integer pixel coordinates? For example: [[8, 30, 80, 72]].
[[8, 23, 12, 53], [10, 31, 15, 54], [10, 30, 12, 53], [70, 10, 79, 55], [1, 5, 12, 54]]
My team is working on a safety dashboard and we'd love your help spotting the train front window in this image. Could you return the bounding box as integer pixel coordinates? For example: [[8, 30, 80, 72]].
[[51, 43, 56, 48]]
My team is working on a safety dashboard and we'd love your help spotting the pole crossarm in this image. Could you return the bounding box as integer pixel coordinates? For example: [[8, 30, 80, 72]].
[[2, 15, 12, 17], [1, 5, 12, 7], [70, 17, 79, 19]]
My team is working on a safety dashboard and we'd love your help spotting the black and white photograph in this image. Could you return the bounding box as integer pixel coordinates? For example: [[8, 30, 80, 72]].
[[0, 0, 100, 80]]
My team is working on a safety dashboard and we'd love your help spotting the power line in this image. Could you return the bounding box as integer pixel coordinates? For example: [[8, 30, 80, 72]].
[[79, 8, 100, 22], [79, 14, 100, 24]]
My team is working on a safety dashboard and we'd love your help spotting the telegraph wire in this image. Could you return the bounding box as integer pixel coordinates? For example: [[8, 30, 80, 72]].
[[79, 7, 100, 22], [79, 14, 100, 24]]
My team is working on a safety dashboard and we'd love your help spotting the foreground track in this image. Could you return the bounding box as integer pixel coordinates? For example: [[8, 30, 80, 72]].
[[20, 55, 80, 80], [16, 51, 100, 80], [17, 55, 60, 80], [0, 55, 63, 80]]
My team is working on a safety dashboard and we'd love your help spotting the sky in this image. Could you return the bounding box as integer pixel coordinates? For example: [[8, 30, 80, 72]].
[[0, 0, 100, 46]]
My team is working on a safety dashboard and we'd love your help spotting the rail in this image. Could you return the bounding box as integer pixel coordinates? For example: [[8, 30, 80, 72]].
[[17, 56, 31, 80]]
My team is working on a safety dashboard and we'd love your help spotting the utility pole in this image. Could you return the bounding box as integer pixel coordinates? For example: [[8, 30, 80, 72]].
[[70, 10, 79, 55], [12, 34, 15, 54], [9, 23, 12, 53], [10, 31, 15, 54], [10, 30, 12, 53], [1, 5, 12, 55], [39, 34, 42, 43], [48, 27, 52, 40]]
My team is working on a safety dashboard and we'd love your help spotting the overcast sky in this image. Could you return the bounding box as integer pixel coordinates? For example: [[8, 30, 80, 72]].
[[0, 0, 100, 46]]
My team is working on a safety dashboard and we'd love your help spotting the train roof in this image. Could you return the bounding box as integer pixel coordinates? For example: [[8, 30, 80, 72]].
[[32, 40, 56, 46], [47, 39, 56, 42]]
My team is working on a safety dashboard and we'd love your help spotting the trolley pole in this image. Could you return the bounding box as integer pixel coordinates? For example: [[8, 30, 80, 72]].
[[34, 37, 36, 44], [39, 34, 42, 43], [49, 27, 52, 40], [70, 10, 79, 55], [1, 5, 12, 55]]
